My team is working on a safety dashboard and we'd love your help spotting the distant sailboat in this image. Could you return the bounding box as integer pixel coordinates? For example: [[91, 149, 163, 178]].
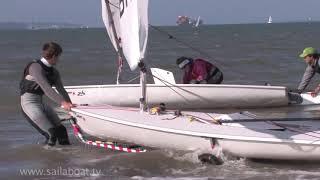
[[194, 16, 201, 27], [267, 16, 272, 24]]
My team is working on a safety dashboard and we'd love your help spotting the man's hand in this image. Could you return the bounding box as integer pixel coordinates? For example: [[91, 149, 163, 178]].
[[61, 101, 75, 111], [311, 86, 320, 97], [311, 91, 318, 97]]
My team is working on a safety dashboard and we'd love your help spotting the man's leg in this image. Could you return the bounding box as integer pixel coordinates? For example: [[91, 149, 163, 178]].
[[21, 94, 57, 146], [44, 104, 71, 145]]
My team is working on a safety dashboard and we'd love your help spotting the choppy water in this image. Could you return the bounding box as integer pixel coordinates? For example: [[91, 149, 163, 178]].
[[1, 22, 320, 179]]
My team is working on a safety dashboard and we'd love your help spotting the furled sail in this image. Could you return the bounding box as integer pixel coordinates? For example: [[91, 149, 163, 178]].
[[101, 0, 149, 71], [101, 0, 121, 51]]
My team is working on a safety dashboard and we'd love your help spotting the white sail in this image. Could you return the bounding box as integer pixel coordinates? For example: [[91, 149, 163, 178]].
[[195, 16, 201, 27], [101, 0, 149, 71], [119, 0, 149, 70], [267, 16, 272, 24], [101, 0, 121, 51]]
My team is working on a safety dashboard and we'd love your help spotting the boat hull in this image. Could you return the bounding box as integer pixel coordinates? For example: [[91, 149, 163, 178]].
[[219, 139, 320, 160], [71, 107, 320, 161], [65, 84, 289, 109], [73, 111, 218, 155]]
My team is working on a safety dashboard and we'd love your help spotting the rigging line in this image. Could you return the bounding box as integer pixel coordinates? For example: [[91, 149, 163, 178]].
[[148, 73, 193, 104], [148, 25, 226, 68], [106, 0, 120, 9], [146, 70, 213, 103], [127, 75, 140, 83]]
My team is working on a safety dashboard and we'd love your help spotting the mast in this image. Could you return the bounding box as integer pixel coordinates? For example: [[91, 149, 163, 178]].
[[138, 61, 147, 112], [105, 0, 125, 84], [103, 0, 149, 111]]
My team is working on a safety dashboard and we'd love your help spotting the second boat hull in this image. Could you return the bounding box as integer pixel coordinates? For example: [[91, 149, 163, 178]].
[[65, 84, 290, 109]]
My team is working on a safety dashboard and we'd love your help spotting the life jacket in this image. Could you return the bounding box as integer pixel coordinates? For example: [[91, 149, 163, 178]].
[[206, 66, 223, 84], [183, 59, 223, 84], [20, 59, 56, 95]]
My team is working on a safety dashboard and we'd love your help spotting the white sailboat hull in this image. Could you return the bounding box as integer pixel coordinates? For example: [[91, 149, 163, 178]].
[[71, 107, 320, 160], [65, 84, 289, 109], [220, 140, 320, 160], [74, 112, 216, 155]]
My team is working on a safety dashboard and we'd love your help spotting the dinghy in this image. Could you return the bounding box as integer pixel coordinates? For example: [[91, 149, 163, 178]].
[[69, 0, 320, 162], [65, 84, 291, 109], [70, 106, 320, 161]]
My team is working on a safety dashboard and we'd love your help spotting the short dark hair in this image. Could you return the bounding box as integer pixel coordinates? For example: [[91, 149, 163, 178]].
[[312, 54, 319, 59], [42, 42, 63, 59]]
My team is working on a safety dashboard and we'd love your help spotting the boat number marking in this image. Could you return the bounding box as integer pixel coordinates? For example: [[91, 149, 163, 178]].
[[67, 91, 86, 96]]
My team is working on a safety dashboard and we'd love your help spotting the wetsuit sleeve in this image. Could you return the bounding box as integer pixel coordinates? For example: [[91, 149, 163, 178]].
[[53, 70, 72, 103], [28, 63, 64, 104], [297, 65, 315, 92]]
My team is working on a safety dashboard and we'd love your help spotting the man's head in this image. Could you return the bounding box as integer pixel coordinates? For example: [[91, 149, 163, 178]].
[[42, 42, 63, 65], [176, 56, 192, 69], [299, 47, 319, 65]]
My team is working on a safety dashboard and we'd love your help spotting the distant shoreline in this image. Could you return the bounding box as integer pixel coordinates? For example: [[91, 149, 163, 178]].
[[0, 22, 89, 30], [0, 21, 319, 30]]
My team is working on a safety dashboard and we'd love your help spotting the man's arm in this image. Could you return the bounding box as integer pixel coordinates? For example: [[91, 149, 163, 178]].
[[297, 65, 315, 92], [29, 64, 64, 104], [53, 70, 72, 103]]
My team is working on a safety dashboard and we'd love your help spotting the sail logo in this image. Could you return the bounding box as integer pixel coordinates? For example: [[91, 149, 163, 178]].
[[119, 0, 133, 17]]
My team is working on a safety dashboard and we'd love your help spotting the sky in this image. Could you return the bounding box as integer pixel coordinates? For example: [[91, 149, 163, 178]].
[[1, 0, 320, 26]]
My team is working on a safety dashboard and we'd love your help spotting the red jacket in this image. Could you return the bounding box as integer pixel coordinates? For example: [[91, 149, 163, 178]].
[[183, 58, 213, 84]]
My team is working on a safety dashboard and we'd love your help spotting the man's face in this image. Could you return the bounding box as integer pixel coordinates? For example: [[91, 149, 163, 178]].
[[48, 55, 60, 66], [304, 55, 314, 66]]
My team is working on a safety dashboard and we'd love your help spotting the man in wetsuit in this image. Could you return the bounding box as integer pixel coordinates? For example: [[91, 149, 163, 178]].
[[176, 56, 223, 84], [297, 47, 320, 97], [20, 42, 74, 146]]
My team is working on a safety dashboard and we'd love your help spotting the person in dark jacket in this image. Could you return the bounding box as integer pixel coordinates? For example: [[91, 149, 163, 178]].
[[176, 56, 223, 84], [297, 47, 320, 97], [20, 42, 74, 146]]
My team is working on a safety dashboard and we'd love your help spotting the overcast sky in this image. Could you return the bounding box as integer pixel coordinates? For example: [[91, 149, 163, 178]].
[[1, 0, 320, 26]]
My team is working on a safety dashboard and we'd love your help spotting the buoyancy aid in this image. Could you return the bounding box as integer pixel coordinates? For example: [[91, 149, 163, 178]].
[[20, 59, 56, 95]]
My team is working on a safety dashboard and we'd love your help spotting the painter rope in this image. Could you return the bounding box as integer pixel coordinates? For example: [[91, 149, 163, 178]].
[[69, 119, 147, 153]]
